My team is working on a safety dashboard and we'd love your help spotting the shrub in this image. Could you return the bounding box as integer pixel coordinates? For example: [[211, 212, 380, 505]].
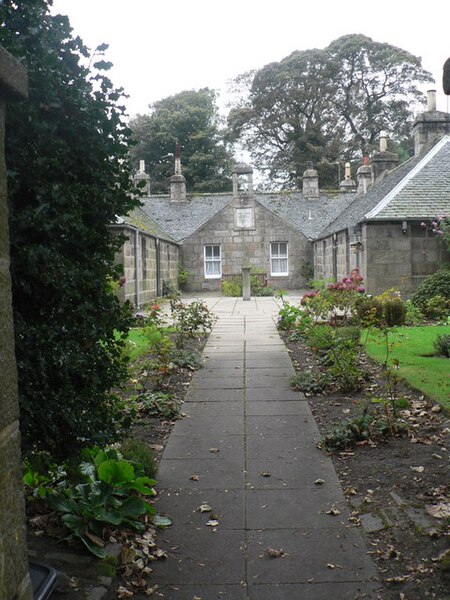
[[433, 334, 450, 358], [120, 438, 157, 478], [423, 295, 450, 320], [3, 1, 140, 458], [410, 270, 450, 312], [405, 300, 423, 325], [355, 296, 384, 327], [305, 325, 335, 353], [277, 303, 303, 330], [222, 280, 242, 296], [136, 391, 181, 419], [383, 298, 407, 327]]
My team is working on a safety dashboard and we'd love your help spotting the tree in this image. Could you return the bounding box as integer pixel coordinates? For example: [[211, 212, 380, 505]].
[[228, 34, 433, 189], [130, 89, 233, 193], [1, 0, 140, 458]]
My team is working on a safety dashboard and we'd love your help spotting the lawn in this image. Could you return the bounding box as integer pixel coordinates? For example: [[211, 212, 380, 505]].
[[124, 328, 149, 362], [363, 325, 450, 409]]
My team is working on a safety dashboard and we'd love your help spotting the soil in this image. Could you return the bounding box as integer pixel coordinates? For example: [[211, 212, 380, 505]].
[[281, 330, 450, 600]]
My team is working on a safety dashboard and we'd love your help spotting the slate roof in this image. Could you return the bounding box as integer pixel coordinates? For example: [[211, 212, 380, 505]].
[[317, 136, 450, 239], [129, 136, 450, 244], [137, 191, 356, 243], [139, 194, 231, 243], [256, 192, 355, 239], [120, 206, 176, 243]]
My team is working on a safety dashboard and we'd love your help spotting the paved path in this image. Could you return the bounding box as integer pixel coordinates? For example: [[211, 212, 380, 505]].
[[151, 297, 380, 599]]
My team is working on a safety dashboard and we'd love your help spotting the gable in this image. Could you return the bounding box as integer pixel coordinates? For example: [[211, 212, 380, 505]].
[[365, 136, 450, 220]]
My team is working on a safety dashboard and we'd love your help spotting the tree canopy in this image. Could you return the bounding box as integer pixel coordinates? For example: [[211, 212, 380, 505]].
[[228, 34, 433, 189], [129, 89, 233, 193], [1, 0, 139, 457]]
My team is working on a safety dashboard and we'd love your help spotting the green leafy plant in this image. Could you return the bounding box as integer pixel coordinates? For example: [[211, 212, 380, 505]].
[[433, 334, 450, 358], [289, 371, 329, 394], [178, 262, 189, 289], [277, 302, 304, 330], [137, 391, 181, 419], [171, 299, 216, 346], [410, 270, 450, 315], [221, 280, 242, 296], [120, 439, 157, 479], [30, 447, 157, 558], [405, 300, 423, 325]]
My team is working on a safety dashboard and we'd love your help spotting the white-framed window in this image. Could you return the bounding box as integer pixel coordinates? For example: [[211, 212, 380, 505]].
[[204, 245, 222, 278], [270, 242, 288, 276]]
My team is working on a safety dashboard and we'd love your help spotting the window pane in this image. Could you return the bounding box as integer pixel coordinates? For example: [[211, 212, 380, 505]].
[[205, 246, 213, 258], [213, 246, 220, 258], [279, 242, 287, 256]]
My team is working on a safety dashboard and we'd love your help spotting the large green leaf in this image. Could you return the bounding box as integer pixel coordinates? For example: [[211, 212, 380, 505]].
[[98, 459, 135, 484]]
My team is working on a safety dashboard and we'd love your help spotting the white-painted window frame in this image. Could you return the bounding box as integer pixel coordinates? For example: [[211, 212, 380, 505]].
[[204, 244, 222, 279], [270, 241, 288, 276]]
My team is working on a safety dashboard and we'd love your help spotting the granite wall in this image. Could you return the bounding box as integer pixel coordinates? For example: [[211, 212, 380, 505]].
[[0, 45, 33, 600]]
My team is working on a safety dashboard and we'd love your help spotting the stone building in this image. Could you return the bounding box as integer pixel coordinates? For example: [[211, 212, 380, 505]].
[[314, 91, 450, 295], [121, 90, 450, 300]]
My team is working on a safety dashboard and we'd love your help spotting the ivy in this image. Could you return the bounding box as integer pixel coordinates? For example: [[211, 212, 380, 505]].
[[1, 0, 141, 457]]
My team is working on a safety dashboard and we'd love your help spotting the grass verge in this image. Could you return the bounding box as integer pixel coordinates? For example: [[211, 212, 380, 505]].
[[363, 325, 450, 410]]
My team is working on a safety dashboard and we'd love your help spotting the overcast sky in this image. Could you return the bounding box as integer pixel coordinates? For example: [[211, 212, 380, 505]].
[[51, 0, 450, 119]]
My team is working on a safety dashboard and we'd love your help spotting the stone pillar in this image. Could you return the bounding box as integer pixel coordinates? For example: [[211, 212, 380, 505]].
[[0, 46, 33, 600], [242, 267, 251, 301]]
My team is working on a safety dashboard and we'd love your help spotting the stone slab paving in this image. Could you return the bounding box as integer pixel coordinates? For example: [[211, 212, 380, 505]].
[[150, 297, 381, 599]]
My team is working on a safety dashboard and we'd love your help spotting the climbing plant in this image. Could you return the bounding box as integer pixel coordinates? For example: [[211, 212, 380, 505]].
[[1, 0, 140, 457]]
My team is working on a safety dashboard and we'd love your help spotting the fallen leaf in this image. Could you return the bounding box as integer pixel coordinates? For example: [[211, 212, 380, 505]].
[[431, 405, 442, 413], [410, 466, 425, 473], [198, 504, 212, 513], [153, 515, 172, 528], [155, 549, 167, 560], [267, 547, 286, 558], [314, 478, 325, 485], [344, 486, 357, 496], [206, 519, 219, 527], [144, 586, 158, 596], [209, 448, 220, 453], [117, 587, 134, 598], [326, 507, 341, 516], [190, 474, 199, 481], [427, 502, 450, 519], [260, 471, 271, 477]]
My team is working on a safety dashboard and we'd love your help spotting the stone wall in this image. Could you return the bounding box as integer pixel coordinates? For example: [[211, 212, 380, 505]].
[[363, 221, 449, 296], [181, 201, 312, 291], [314, 221, 449, 296], [0, 46, 33, 600], [113, 226, 179, 306]]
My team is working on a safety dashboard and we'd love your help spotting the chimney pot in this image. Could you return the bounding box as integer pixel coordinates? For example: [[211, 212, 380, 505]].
[[379, 131, 388, 152], [427, 89, 437, 112]]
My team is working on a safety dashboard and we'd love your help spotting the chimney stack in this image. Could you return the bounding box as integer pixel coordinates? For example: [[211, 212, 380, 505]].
[[133, 159, 151, 195], [339, 161, 356, 192], [302, 161, 319, 199], [413, 89, 450, 155], [371, 131, 399, 183], [170, 143, 187, 202], [356, 157, 372, 195]]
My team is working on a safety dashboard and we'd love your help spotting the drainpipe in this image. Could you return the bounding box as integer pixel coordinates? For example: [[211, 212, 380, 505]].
[[135, 229, 140, 308], [156, 238, 161, 297]]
